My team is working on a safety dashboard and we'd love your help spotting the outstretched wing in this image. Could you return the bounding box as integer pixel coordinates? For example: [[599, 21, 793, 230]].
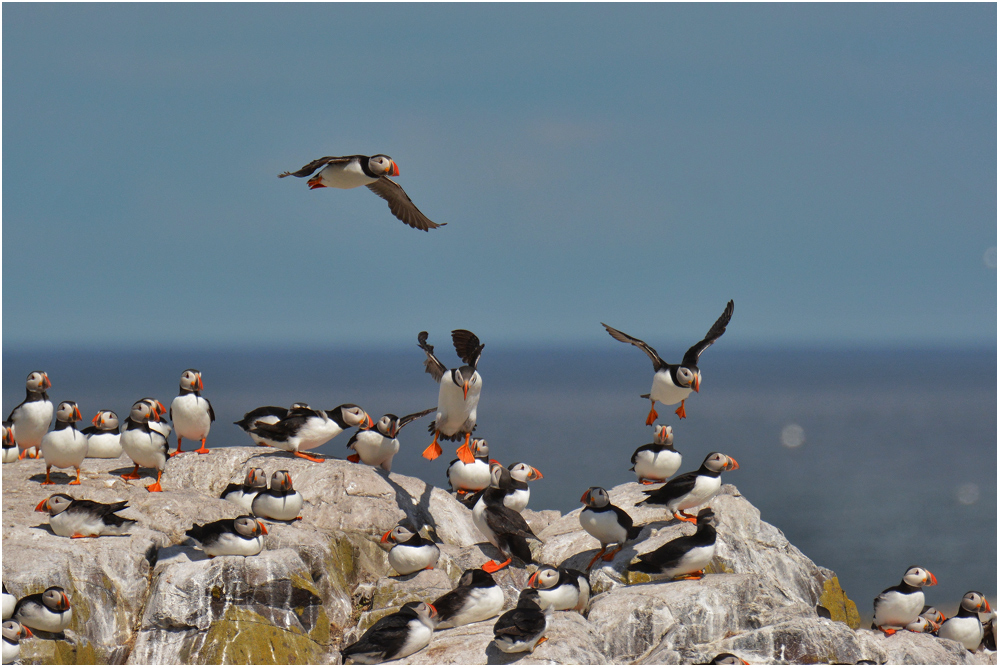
[[398, 407, 437, 431], [602, 323, 667, 371], [278, 156, 352, 178], [681, 300, 734, 367], [366, 177, 444, 231], [417, 332, 447, 382], [451, 330, 484, 369]]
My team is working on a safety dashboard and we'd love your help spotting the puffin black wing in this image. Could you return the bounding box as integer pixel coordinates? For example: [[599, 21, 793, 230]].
[[220, 483, 243, 499], [483, 504, 539, 542], [432, 587, 472, 622], [80, 425, 100, 436], [451, 330, 484, 368], [631, 532, 702, 574], [601, 324, 668, 371], [397, 407, 437, 430], [234, 406, 287, 430], [278, 156, 353, 179], [636, 471, 698, 507], [366, 177, 444, 231], [681, 300, 734, 367], [610, 504, 642, 540], [70, 499, 130, 524], [341, 609, 416, 661], [493, 605, 546, 638], [185, 518, 235, 543], [248, 414, 309, 437], [417, 332, 447, 382]]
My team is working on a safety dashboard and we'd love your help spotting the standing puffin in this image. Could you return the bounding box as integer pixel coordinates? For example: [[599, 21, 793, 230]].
[[13, 586, 72, 633], [602, 300, 734, 422], [250, 470, 303, 521], [871, 566, 937, 635], [341, 601, 438, 664], [635, 452, 739, 523], [234, 403, 312, 446], [279, 154, 444, 232], [185, 516, 268, 558], [502, 462, 544, 513], [35, 493, 136, 538], [2, 585, 16, 620], [432, 568, 505, 629], [220, 467, 268, 512], [380, 525, 441, 576], [170, 369, 215, 455], [579, 486, 643, 569], [248, 404, 373, 462], [120, 400, 169, 492], [472, 464, 542, 573], [493, 588, 551, 654], [447, 438, 492, 501], [2, 422, 18, 464], [81, 411, 122, 459], [527, 565, 591, 613], [631, 424, 682, 484], [6, 370, 53, 459], [346, 408, 436, 472], [2, 620, 32, 665], [39, 401, 88, 486], [629, 508, 718, 580], [417, 330, 484, 464], [938, 591, 991, 651]]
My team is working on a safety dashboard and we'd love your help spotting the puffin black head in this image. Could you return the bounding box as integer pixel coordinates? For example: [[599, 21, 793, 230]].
[[55, 401, 82, 426], [368, 154, 398, 177], [179, 369, 203, 392], [516, 587, 543, 609], [901, 565, 937, 588], [35, 493, 75, 515], [398, 600, 437, 622], [92, 410, 119, 432], [458, 568, 497, 588], [701, 452, 739, 473], [26, 370, 52, 393], [581, 486, 610, 509], [958, 591, 991, 614]]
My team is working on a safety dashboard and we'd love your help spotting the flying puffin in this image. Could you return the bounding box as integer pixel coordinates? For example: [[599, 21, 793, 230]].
[[345, 408, 436, 472], [447, 438, 493, 502], [431, 568, 505, 629], [938, 591, 991, 651], [579, 486, 643, 569], [2, 620, 32, 665], [279, 154, 444, 232], [871, 565, 937, 635], [248, 404, 373, 462], [120, 400, 170, 492], [631, 424, 682, 484], [2, 584, 16, 620], [81, 410, 122, 459], [602, 300, 734, 423], [250, 470, 303, 521], [35, 493, 136, 538], [340, 601, 437, 664], [13, 586, 72, 633], [234, 403, 312, 446], [380, 525, 441, 576], [6, 370, 53, 459], [169, 369, 215, 455], [2, 422, 18, 464], [185, 516, 268, 558], [417, 329, 484, 464], [39, 401, 88, 486], [629, 508, 718, 580], [472, 464, 541, 573], [220, 467, 268, 512], [527, 565, 591, 613], [635, 452, 739, 523], [493, 588, 551, 654]]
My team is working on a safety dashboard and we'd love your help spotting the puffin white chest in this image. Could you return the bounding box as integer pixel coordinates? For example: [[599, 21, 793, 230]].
[[674, 475, 722, 511], [663, 542, 716, 577], [580, 507, 628, 545], [2, 445, 18, 463], [448, 459, 491, 492], [251, 491, 303, 521], [352, 431, 398, 468], [290, 416, 342, 451], [389, 618, 434, 660], [536, 584, 581, 611], [650, 370, 690, 406], [873, 589, 924, 628], [40, 427, 88, 469], [437, 586, 505, 628], [223, 489, 259, 513], [12, 400, 53, 449], [633, 448, 682, 481], [171, 394, 212, 440], [435, 379, 479, 436], [2, 636, 20, 664], [938, 616, 984, 650], [317, 161, 377, 189], [471, 498, 497, 545], [387, 542, 440, 575], [120, 429, 167, 469], [86, 431, 122, 458], [199, 532, 265, 557], [504, 488, 530, 513], [15, 602, 72, 633]]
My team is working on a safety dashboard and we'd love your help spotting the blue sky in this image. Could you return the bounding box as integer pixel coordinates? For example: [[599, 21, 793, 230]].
[[3, 4, 996, 349]]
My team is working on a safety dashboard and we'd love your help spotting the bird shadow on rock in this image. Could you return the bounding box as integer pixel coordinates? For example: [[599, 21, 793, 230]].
[[108, 465, 156, 479], [375, 469, 440, 541], [558, 519, 679, 578], [156, 544, 210, 565], [485, 641, 524, 665], [28, 472, 77, 485]]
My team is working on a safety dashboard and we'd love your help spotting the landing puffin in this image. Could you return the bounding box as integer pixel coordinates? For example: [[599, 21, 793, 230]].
[[432, 568, 504, 629], [579, 486, 642, 569], [35, 493, 136, 538], [629, 508, 718, 580], [341, 601, 437, 664], [380, 525, 440, 576], [248, 404, 372, 462], [13, 586, 71, 633], [631, 424, 682, 484], [81, 410, 122, 459], [635, 452, 738, 523], [938, 591, 991, 650], [346, 408, 436, 471], [169, 369, 215, 455], [417, 329, 484, 464], [39, 401, 88, 485], [871, 565, 937, 635], [185, 516, 268, 558], [6, 370, 53, 459], [472, 464, 541, 573], [493, 588, 551, 654]]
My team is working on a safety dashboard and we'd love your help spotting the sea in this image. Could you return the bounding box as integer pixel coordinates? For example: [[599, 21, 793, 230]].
[[3, 345, 995, 617]]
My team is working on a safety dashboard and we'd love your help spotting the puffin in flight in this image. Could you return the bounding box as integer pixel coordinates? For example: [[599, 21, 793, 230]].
[[417, 329, 484, 464]]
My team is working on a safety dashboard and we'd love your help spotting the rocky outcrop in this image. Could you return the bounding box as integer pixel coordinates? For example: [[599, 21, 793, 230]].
[[1, 448, 994, 664]]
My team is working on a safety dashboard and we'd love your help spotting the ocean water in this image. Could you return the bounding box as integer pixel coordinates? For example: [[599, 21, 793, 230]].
[[3, 346, 995, 614]]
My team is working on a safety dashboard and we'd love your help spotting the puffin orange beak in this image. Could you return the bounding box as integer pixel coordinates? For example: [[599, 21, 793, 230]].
[[92, 413, 102, 427], [196, 374, 204, 391], [926, 571, 937, 586], [61, 592, 71, 609], [73, 406, 82, 421], [463, 380, 469, 400], [693, 375, 700, 393], [727, 456, 740, 471], [365, 413, 374, 429], [390, 161, 400, 177], [381, 530, 393, 543], [20, 625, 32, 639], [580, 490, 590, 504], [35, 498, 49, 512], [530, 467, 543, 480], [528, 572, 538, 587], [258, 521, 268, 535], [428, 603, 437, 616], [41, 373, 52, 390], [983, 599, 992, 613]]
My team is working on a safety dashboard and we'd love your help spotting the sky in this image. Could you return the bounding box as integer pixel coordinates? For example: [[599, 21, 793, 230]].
[[2, 3, 996, 350]]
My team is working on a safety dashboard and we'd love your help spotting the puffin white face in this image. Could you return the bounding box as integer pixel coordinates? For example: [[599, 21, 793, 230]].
[[921, 606, 945, 625], [26, 370, 52, 392], [451, 368, 481, 400], [527, 567, 560, 590], [509, 462, 543, 482], [1, 620, 31, 643], [234, 516, 267, 538], [959, 591, 991, 613], [489, 464, 506, 489], [381, 525, 416, 545], [675, 366, 697, 391], [901, 566, 937, 587], [581, 486, 610, 508], [401, 601, 437, 622], [41, 587, 71, 612], [270, 470, 293, 492], [702, 452, 739, 473], [55, 401, 82, 423], [141, 398, 167, 420], [93, 410, 119, 431], [375, 415, 395, 438], [368, 154, 398, 177], [35, 493, 74, 515], [129, 400, 155, 423], [3, 424, 14, 447], [471, 439, 489, 459], [653, 425, 673, 445], [179, 369, 203, 392], [245, 467, 267, 488], [340, 405, 373, 429]]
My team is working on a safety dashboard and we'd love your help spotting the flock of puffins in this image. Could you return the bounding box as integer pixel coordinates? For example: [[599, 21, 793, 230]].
[[2, 156, 996, 664]]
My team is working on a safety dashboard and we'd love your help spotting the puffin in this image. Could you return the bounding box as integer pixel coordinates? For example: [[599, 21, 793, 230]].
[[1, 620, 31, 665], [141, 397, 172, 442], [248, 404, 373, 462], [635, 452, 739, 523], [6, 370, 53, 459], [279, 154, 444, 232], [169, 369, 215, 455], [417, 329, 484, 464], [39, 401, 88, 486], [903, 616, 936, 633], [921, 605, 947, 629], [13, 586, 71, 633], [340, 601, 437, 664], [871, 565, 937, 634], [81, 410, 122, 459], [346, 408, 436, 472], [2, 584, 16, 620], [431, 568, 505, 629], [119, 400, 169, 492], [220, 467, 268, 512], [35, 493, 136, 538], [234, 403, 312, 446], [527, 565, 591, 613], [185, 516, 268, 558], [446, 438, 492, 501], [938, 591, 991, 651], [250, 470, 303, 521], [629, 508, 719, 580], [983, 611, 997, 652], [602, 300, 734, 422], [579, 486, 643, 569], [2, 422, 18, 464], [472, 464, 541, 573], [501, 462, 544, 513], [493, 588, 551, 654], [380, 525, 440, 576], [631, 424, 682, 484]]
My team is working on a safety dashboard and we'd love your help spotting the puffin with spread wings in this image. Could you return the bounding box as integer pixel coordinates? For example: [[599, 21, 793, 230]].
[[417, 329, 484, 464]]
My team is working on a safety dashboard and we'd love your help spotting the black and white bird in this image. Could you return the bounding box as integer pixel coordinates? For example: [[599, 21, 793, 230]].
[[119, 400, 169, 492], [493, 588, 551, 654], [431, 568, 505, 629], [140, 397, 172, 442], [472, 464, 542, 573], [871, 566, 938, 634], [2, 585, 16, 620], [903, 616, 936, 633], [346, 408, 436, 472], [340, 601, 437, 664], [279, 154, 444, 232], [629, 508, 719, 580], [6, 370, 53, 459], [220, 467, 268, 512], [250, 470, 303, 521], [81, 410, 121, 459], [938, 591, 991, 651], [2, 422, 18, 464], [13, 586, 71, 633], [983, 611, 997, 652], [39, 401, 88, 486], [380, 525, 440, 576], [2, 620, 32, 665], [447, 438, 493, 503], [234, 403, 312, 447], [502, 462, 543, 513], [921, 605, 947, 629], [603, 300, 734, 423], [417, 330, 484, 464], [631, 424, 682, 484], [35, 493, 136, 538], [185, 516, 268, 558], [635, 452, 739, 523], [248, 404, 373, 463], [579, 486, 643, 569], [527, 565, 591, 613], [169, 369, 215, 456]]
